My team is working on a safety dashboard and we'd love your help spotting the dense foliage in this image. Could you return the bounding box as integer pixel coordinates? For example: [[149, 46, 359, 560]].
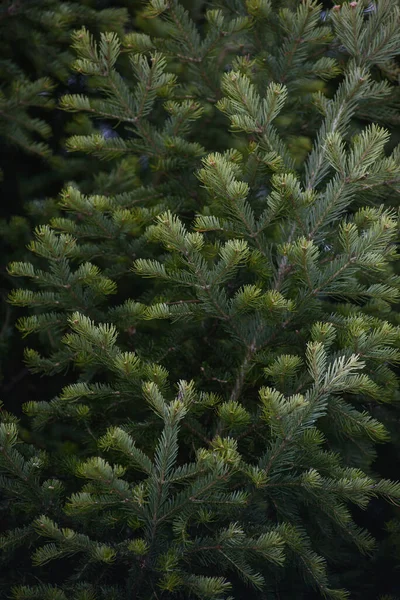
[[1, 1, 400, 599]]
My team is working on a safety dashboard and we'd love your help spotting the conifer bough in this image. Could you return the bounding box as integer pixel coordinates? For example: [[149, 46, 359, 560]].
[[2, 1, 400, 598]]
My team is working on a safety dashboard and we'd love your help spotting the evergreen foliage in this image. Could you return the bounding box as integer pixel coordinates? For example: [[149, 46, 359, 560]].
[[0, 0, 130, 393], [0, 0, 127, 160], [2, 1, 400, 598]]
